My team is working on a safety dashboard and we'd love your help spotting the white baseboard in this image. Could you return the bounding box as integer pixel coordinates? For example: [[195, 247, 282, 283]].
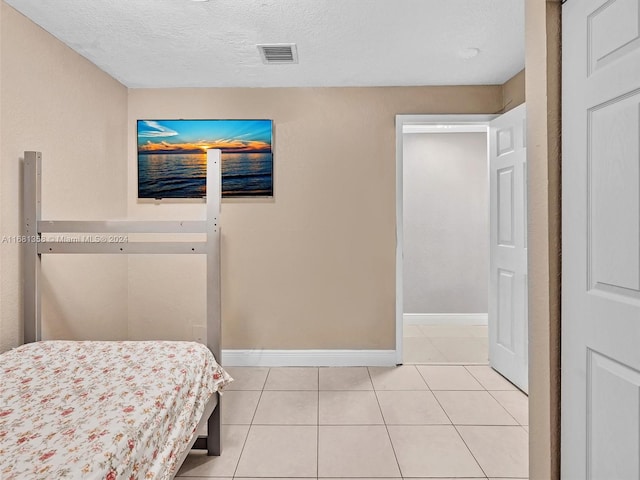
[[403, 313, 488, 326], [221, 349, 397, 367]]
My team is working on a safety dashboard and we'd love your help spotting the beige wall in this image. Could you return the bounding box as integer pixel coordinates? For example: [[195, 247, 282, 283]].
[[0, 3, 128, 352], [128, 87, 502, 349], [0, 2, 506, 353], [0, 2, 538, 360], [503, 69, 526, 112], [525, 0, 561, 479]]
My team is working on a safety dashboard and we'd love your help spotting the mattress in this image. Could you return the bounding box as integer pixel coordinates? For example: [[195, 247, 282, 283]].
[[0, 340, 232, 480]]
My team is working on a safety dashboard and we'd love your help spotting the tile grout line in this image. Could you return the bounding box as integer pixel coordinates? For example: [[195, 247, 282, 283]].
[[406, 324, 490, 364], [414, 364, 432, 390], [227, 421, 521, 427], [228, 366, 524, 480], [428, 336, 491, 364], [227, 365, 525, 480], [464, 364, 486, 388], [403, 334, 447, 364], [419, 365, 528, 478], [406, 327, 489, 364], [486, 389, 527, 426], [426, 389, 520, 427], [231, 367, 271, 479], [424, 335, 452, 363], [367, 366, 404, 478], [464, 364, 522, 391], [425, 365, 490, 480], [405, 362, 490, 367]]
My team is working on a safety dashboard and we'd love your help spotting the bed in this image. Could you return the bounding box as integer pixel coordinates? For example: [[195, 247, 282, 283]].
[[0, 150, 229, 479], [0, 341, 232, 479]]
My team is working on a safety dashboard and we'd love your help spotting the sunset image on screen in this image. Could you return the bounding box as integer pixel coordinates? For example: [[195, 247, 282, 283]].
[[137, 119, 273, 198]]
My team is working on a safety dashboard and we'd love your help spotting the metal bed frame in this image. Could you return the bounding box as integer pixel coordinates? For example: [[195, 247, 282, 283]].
[[22, 149, 223, 457]]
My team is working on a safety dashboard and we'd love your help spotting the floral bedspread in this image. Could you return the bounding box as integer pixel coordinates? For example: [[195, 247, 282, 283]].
[[0, 341, 232, 480]]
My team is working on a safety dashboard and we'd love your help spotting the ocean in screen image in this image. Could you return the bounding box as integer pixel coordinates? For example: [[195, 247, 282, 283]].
[[138, 152, 273, 198]]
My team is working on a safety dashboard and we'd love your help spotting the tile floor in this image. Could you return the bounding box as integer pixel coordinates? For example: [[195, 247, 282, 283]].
[[403, 324, 489, 364], [177, 365, 528, 479]]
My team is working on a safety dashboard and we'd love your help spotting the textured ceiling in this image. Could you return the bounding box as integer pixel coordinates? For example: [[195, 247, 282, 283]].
[[5, 0, 525, 88]]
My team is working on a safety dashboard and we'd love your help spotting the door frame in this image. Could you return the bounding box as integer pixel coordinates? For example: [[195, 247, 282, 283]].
[[394, 114, 497, 364]]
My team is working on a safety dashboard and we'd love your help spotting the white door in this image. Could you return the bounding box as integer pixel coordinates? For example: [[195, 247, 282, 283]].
[[562, 0, 640, 478], [489, 104, 528, 392]]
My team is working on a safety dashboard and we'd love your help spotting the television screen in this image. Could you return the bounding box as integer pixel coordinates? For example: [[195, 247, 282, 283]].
[[137, 119, 273, 198]]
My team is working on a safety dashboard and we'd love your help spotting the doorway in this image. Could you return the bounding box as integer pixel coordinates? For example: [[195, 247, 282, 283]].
[[395, 115, 494, 365], [395, 113, 530, 479], [395, 110, 529, 391], [402, 128, 490, 364]]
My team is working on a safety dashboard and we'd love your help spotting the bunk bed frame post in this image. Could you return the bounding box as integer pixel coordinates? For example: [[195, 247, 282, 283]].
[[22, 149, 223, 456], [23, 152, 42, 344], [206, 149, 222, 456]]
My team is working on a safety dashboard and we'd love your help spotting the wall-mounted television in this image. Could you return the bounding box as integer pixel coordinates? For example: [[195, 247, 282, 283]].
[[137, 119, 273, 199]]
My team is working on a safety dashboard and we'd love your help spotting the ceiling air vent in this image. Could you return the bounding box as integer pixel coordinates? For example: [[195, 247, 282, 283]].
[[258, 43, 298, 64]]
